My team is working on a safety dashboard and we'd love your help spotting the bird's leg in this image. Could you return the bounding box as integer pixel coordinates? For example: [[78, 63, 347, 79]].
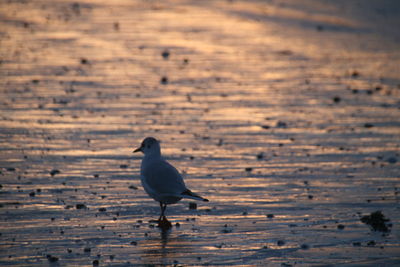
[[157, 202, 172, 230], [158, 202, 163, 222], [158, 202, 168, 221], [161, 203, 167, 220]]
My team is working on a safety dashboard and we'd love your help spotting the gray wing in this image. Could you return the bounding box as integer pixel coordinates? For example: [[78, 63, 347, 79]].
[[142, 159, 187, 195]]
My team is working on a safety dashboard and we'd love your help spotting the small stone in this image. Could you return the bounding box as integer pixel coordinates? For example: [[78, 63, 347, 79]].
[[80, 58, 89, 64], [276, 121, 287, 128], [337, 224, 345, 230], [84, 247, 91, 253], [189, 202, 197, 210], [300, 244, 309, 250], [351, 71, 360, 77], [98, 208, 107, 212], [245, 167, 253, 172], [93, 260, 99, 266], [46, 255, 59, 262], [130, 241, 137, 246], [333, 96, 341, 103], [386, 157, 397, 164], [364, 123, 374, 128], [160, 76, 168, 84], [76, 203, 87, 209], [50, 169, 60, 176], [29, 192, 35, 197], [277, 240, 285, 246], [119, 164, 128, 169], [161, 50, 170, 59], [266, 214, 274, 218], [113, 22, 119, 31]]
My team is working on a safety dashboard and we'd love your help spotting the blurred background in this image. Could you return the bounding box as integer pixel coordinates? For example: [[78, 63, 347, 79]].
[[1, 0, 399, 265]]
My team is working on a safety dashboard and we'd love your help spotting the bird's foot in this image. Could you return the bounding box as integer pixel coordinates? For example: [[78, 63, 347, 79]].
[[157, 216, 172, 230]]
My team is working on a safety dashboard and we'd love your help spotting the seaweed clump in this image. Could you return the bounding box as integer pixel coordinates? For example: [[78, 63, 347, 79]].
[[360, 211, 391, 233]]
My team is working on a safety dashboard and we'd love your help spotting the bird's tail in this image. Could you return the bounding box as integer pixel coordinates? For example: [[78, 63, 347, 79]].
[[181, 189, 209, 202]]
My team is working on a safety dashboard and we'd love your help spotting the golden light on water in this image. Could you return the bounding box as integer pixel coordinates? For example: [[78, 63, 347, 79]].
[[1, 0, 400, 265]]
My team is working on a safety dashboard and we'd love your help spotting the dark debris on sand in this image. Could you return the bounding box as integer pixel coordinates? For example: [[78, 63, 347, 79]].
[[360, 211, 392, 233]]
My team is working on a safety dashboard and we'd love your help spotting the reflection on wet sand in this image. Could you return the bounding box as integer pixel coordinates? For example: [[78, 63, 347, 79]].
[[1, 0, 400, 265], [141, 228, 195, 265]]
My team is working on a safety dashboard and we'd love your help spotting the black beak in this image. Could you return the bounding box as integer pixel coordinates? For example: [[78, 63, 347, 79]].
[[133, 147, 142, 153]]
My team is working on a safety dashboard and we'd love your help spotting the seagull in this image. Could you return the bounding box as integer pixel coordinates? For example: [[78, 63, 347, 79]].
[[133, 137, 208, 228]]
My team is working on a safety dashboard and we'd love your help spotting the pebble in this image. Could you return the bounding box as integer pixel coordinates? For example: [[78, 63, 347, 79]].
[[160, 76, 168, 84], [332, 96, 341, 103], [300, 244, 309, 250], [276, 121, 287, 128], [76, 203, 87, 209], [80, 58, 89, 64], [161, 50, 170, 59], [351, 70, 360, 77], [50, 169, 60, 176], [386, 157, 397, 164], [364, 123, 374, 128], [46, 255, 59, 262]]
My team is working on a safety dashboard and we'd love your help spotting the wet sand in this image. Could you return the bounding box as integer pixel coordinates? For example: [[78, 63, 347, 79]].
[[1, 0, 400, 265]]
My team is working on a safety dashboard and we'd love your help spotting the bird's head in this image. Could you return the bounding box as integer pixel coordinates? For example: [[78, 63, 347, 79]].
[[133, 137, 161, 155]]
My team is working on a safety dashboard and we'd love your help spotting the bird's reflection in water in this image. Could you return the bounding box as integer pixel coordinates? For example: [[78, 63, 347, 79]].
[[160, 227, 170, 250], [141, 225, 195, 265]]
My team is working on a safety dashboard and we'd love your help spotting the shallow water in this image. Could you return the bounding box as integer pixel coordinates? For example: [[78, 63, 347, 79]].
[[1, 0, 400, 265]]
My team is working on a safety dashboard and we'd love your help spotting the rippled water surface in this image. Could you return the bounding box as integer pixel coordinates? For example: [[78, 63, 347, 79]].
[[1, 0, 400, 265]]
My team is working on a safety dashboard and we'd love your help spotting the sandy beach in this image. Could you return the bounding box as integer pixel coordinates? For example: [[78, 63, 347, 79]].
[[1, 0, 399, 265]]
